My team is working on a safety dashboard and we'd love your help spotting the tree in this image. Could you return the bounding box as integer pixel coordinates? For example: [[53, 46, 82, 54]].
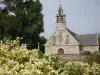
[[99, 38, 100, 51], [39, 36, 47, 53], [0, 0, 44, 49]]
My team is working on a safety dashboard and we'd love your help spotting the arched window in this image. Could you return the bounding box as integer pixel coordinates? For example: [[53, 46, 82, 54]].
[[58, 48, 64, 54]]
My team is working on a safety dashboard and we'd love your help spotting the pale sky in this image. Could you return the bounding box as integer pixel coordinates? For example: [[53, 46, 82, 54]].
[[40, 0, 100, 38]]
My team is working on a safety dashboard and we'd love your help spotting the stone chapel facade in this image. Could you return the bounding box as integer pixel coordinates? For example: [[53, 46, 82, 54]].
[[45, 4, 99, 55]]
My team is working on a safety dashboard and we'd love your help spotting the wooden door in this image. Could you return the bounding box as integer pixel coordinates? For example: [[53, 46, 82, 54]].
[[58, 48, 64, 54]]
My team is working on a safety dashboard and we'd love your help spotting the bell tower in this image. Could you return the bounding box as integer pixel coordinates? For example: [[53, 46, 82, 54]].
[[56, 3, 66, 30]]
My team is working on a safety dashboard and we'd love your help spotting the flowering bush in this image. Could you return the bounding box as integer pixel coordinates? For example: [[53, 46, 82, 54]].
[[0, 38, 100, 75], [0, 38, 66, 75]]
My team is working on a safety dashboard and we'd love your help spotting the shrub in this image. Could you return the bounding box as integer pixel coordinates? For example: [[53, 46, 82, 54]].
[[0, 38, 100, 75], [0, 38, 66, 75], [84, 54, 100, 65]]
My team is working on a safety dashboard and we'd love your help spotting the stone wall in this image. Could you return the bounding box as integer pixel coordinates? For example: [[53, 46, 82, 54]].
[[59, 54, 85, 61], [45, 28, 80, 55], [45, 45, 80, 54], [82, 46, 99, 53]]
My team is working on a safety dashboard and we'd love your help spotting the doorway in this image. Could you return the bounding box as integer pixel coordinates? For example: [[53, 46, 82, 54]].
[[58, 48, 64, 54]]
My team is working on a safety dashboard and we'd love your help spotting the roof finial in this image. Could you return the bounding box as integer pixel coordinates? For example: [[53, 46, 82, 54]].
[[59, 0, 62, 7], [58, 0, 62, 11]]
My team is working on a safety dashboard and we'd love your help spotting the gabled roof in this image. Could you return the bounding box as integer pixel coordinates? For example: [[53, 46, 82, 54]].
[[66, 28, 98, 46], [75, 34, 98, 46], [66, 28, 77, 36]]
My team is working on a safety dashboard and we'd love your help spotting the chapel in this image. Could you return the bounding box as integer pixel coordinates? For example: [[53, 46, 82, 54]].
[[45, 4, 99, 55]]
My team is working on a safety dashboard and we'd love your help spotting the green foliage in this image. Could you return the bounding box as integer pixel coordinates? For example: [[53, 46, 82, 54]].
[[84, 54, 100, 66], [39, 36, 47, 53], [0, 0, 44, 49], [65, 62, 100, 75], [81, 51, 92, 55], [99, 38, 100, 51]]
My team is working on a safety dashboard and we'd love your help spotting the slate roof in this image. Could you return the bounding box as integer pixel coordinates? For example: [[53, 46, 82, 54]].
[[67, 28, 99, 46], [66, 28, 77, 36], [75, 34, 98, 46]]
